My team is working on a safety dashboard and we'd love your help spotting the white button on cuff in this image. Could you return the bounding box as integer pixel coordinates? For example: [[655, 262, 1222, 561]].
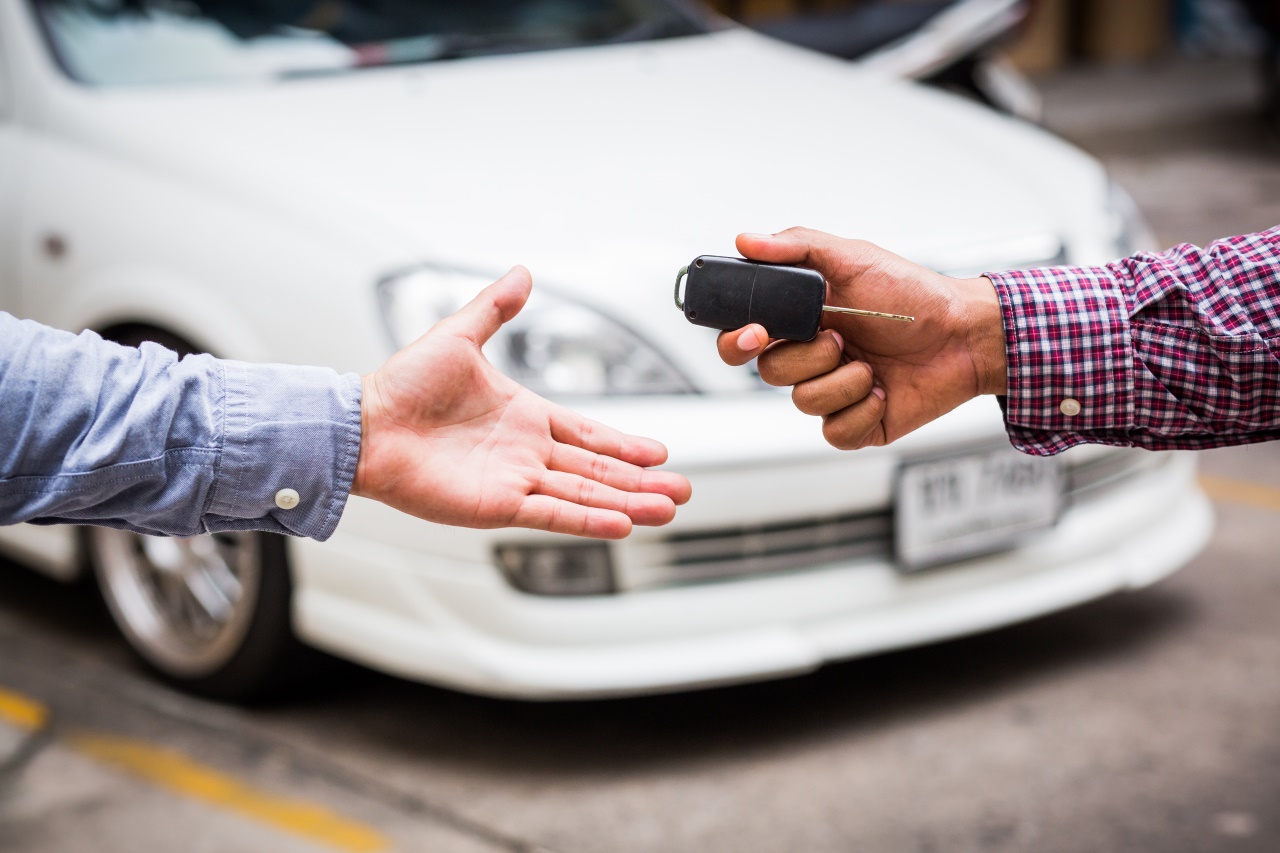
[[1059, 398, 1082, 417], [275, 488, 301, 510]]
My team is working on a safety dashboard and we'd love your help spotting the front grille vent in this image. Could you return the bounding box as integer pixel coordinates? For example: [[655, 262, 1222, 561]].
[[637, 449, 1172, 590], [658, 511, 893, 586]]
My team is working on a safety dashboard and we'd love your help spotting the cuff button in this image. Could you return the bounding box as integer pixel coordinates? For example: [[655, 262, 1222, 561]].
[[275, 488, 301, 510], [1059, 398, 1082, 417]]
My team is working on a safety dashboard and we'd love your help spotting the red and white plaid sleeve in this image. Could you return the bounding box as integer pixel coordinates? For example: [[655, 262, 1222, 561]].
[[985, 226, 1280, 456]]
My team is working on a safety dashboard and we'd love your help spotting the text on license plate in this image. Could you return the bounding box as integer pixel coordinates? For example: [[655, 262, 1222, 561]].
[[895, 448, 1064, 570]]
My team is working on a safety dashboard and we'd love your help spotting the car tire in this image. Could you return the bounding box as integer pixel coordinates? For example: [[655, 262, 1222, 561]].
[[87, 326, 310, 702]]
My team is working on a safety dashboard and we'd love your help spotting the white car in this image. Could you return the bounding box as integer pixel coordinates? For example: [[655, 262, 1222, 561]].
[[0, 0, 1212, 699]]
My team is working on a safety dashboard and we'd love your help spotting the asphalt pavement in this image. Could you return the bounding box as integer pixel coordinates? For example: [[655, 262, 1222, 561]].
[[3, 57, 1280, 853]]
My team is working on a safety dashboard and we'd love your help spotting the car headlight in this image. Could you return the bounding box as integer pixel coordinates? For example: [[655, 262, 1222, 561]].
[[1106, 180, 1159, 257], [377, 266, 695, 397]]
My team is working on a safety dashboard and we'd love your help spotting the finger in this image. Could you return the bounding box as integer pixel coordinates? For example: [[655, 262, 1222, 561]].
[[756, 330, 845, 387], [715, 324, 770, 366], [440, 265, 533, 347], [792, 360, 875, 417], [537, 470, 677, 526], [739, 230, 935, 319], [550, 443, 692, 505], [549, 408, 669, 468], [736, 231, 810, 265], [821, 389, 887, 451], [736, 228, 906, 315], [511, 495, 634, 540], [736, 228, 875, 272]]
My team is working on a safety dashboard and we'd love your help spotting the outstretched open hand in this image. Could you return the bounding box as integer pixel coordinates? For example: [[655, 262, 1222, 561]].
[[353, 266, 691, 539], [717, 228, 1007, 450]]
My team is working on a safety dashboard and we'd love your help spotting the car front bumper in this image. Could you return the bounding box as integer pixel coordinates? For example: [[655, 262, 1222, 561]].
[[290, 443, 1210, 700]]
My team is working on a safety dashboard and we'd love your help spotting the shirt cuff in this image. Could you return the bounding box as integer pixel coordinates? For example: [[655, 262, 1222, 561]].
[[985, 265, 1135, 456], [204, 360, 362, 541]]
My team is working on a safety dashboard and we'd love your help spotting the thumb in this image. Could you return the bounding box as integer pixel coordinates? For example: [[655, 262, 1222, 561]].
[[443, 265, 533, 347]]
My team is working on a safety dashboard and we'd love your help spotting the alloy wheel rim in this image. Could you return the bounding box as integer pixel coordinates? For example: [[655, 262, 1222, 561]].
[[93, 529, 260, 677]]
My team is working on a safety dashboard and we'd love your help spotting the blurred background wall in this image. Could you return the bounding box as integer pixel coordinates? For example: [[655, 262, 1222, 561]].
[[707, 0, 1268, 73]]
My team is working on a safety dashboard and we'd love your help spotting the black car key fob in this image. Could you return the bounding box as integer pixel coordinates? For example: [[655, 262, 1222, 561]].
[[674, 255, 914, 342], [675, 255, 825, 342]]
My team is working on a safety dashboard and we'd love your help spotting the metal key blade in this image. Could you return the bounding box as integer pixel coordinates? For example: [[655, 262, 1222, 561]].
[[822, 305, 915, 323]]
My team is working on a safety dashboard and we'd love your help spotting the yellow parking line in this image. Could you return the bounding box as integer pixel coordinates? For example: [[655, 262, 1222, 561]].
[[1199, 475, 1280, 513], [68, 733, 390, 853], [0, 687, 48, 731]]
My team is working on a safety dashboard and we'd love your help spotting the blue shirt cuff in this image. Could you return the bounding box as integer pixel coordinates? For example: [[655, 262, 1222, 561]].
[[204, 360, 362, 541]]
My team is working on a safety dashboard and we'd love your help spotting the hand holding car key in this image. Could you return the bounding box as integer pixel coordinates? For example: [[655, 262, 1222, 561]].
[[674, 255, 913, 342], [709, 229, 1008, 452]]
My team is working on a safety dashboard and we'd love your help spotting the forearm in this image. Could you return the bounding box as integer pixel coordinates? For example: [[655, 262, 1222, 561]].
[[987, 227, 1280, 455], [0, 313, 362, 539]]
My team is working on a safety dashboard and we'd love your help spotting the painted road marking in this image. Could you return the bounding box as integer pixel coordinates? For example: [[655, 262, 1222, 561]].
[[69, 733, 390, 853], [0, 683, 388, 853], [1199, 475, 1280, 513], [0, 687, 48, 731]]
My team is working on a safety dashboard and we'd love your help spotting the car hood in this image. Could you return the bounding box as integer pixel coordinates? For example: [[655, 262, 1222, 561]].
[[57, 28, 1102, 388]]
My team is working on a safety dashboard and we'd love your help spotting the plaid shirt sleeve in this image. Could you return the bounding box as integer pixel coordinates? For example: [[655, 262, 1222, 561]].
[[984, 226, 1280, 456]]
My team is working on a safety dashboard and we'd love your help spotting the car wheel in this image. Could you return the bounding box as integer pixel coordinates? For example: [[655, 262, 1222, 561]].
[[89, 527, 302, 699], [88, 326, 308, 701]]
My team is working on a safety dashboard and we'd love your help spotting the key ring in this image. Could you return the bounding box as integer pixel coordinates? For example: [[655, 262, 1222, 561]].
[[673, 266, 689, 311]]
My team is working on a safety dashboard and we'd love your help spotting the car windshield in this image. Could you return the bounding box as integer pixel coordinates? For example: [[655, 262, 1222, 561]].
[[32, 0, 712, 86]]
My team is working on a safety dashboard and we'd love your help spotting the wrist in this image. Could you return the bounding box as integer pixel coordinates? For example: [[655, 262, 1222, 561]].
[[956, 276, 1008, 396], [353, 374, 373, 498]]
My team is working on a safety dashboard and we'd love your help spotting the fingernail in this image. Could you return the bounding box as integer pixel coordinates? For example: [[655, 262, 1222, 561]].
[[738, 327, 761, 351], [741, 232, 777, 240], [872, 386, 886, 400], [829, 330, 844, 350]]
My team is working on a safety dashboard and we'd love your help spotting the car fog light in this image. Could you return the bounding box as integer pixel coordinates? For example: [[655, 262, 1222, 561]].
[[494, 543, 615, 596]]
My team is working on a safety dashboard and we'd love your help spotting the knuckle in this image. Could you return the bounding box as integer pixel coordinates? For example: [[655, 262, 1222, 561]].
[[853, 426, 886, 450], [821, 398, 884, 451], [821, 415, 859, 451], [791, 384, 823, 416], [760, 342, 835, 388], [756, 352, 791, 387], [577, 418, 602, 450], [839, 362, 874, 402], [824, 335, 844, 365], [591, 454, 611, 484]]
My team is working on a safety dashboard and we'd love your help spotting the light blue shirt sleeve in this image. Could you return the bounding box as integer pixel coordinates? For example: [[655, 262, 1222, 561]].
[[0, 312, 362, 541]]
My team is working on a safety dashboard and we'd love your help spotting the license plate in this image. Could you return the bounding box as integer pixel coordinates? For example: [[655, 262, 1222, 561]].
[[895, 447, 1064, 571]]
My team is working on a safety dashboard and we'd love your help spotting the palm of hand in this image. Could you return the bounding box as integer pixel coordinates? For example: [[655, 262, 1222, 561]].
[[361, 333, 550, 530], [352, 266, 690, 539]]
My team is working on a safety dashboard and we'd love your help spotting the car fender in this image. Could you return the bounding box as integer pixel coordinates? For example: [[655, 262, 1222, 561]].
[[53, 263, 270, 361]]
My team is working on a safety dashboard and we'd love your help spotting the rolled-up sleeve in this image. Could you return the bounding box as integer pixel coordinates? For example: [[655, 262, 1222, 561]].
[[0, 313, 361, 540]]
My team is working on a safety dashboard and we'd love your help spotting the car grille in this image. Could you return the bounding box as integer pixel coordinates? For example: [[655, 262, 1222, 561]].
[[1064, 448, 1169, 506], [633, 449, 1173, 590], [652, 510, 895, 587]]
